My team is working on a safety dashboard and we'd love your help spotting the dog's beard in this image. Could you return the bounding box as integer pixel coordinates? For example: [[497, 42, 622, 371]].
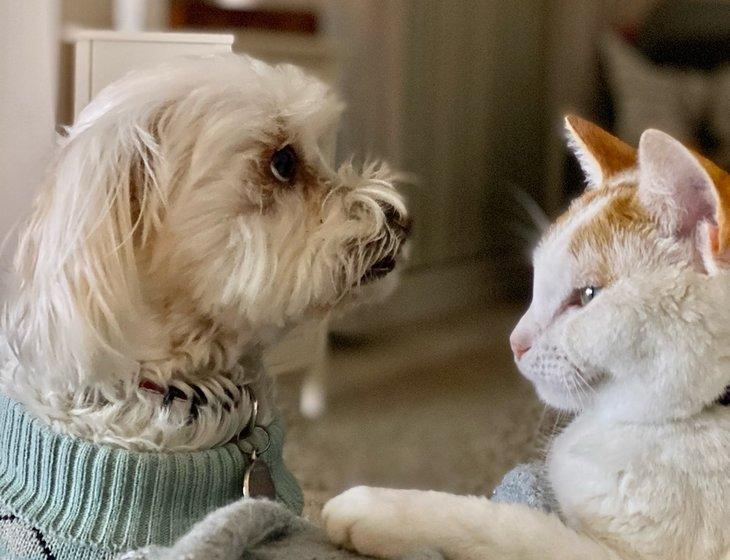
[[221, 164, 410, 323], [351, 235, 403, 283]]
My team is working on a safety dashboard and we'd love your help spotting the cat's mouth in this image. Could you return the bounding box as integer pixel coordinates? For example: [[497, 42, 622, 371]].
[[517, 347, 605, 411]]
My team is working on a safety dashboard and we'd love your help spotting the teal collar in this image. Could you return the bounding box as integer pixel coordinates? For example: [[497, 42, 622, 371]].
[[0, 392, 302, 554]]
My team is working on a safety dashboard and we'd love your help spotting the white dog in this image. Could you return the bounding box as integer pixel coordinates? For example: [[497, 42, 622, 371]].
[[0, 54, 409, 452]]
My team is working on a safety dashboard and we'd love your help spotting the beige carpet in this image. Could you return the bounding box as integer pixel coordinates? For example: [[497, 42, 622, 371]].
[[275, 306, 549, 523]]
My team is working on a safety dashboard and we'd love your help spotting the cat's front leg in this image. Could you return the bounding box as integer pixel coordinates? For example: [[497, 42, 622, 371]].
[[323, 486, 621, 560]]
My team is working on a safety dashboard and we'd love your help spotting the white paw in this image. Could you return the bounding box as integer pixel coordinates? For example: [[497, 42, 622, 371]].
[[323, 486, 416, 559], [323, 486, 383, 549]]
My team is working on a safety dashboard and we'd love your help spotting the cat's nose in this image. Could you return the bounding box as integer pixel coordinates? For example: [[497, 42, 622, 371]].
[[509, 330, 532, 360], [510, 340, 531, 360]]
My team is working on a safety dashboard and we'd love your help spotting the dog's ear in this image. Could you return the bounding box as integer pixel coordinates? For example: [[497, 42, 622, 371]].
[[564, 115, 636, 188], [9, 108, 166, 388]]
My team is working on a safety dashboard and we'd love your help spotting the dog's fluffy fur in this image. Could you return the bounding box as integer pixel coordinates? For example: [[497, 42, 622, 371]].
[[0, 54, 408, 451]]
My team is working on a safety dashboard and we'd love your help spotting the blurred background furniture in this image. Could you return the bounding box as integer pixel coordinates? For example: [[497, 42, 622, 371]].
[[64, 28, 233, 119], [553, 0, 730, 201]]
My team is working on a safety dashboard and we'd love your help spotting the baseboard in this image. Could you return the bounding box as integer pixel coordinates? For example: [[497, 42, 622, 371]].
[[330, 258, 496, 335]]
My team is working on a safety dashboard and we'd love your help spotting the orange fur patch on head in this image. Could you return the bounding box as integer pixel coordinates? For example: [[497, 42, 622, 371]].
[[565, 115, 637, 182], [696, 154, 730, 255], [548, 182, 624, 234], [568, 185, 654, 286]]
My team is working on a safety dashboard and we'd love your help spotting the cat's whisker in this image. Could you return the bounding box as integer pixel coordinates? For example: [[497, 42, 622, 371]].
[[537, 404, 556, 460], [574, 370, 596, 396], [568, 377, 585, 409], [563, 378, 577, 408], [571, 377, 588, 409]]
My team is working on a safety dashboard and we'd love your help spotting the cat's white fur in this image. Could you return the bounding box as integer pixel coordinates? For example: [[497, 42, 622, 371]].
[[0, 54, 408, 451], [323, 127, 730, 559]]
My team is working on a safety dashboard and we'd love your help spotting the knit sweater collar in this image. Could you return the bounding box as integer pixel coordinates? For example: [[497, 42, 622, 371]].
[[0, 392, 299, 554]]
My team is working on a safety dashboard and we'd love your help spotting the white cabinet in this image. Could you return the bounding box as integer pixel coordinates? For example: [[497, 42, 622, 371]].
[[65, 29, 234, 119]]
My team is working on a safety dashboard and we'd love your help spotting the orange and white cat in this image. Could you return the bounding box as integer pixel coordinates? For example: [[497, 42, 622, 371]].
[[322, 117, 730, 560]]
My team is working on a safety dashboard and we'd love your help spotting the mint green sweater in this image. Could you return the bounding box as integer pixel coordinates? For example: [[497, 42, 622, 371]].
[[0, 393, 302, 560]]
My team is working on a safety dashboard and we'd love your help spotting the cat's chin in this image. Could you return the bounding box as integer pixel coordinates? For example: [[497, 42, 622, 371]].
[[519, 359, 604, 412], [532, 380, 588, 413], [515, 333, 607, 412]]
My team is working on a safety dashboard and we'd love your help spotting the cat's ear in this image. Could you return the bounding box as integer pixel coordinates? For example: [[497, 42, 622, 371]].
[[698, 157, 730, 270], [637, 128, 730, 268], [698, 156, 730, 270], [564, 115, 636, 188]]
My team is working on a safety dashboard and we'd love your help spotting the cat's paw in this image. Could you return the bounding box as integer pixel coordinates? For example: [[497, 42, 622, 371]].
[[323, 486, 416, 559]]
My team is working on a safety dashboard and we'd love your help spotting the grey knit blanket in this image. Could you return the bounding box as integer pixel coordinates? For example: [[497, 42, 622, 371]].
[[119, 462, 553, 560]]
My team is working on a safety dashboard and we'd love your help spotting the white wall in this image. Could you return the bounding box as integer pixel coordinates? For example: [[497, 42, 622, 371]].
[[61, 0, 169, 30], [0, 0, 165, 240], [0, 1, 58, 248]]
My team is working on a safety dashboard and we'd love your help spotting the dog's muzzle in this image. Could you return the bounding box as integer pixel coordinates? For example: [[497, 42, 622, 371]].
[[361, 203, 411, 283]]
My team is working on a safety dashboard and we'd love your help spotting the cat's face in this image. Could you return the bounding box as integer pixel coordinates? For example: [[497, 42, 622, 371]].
[[515, 185, 691, 412], [511, 116, 730, 417]]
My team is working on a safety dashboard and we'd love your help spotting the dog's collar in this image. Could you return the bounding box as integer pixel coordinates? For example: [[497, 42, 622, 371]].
[[0, 392, 302, 554], [138, 377, 249, 422]]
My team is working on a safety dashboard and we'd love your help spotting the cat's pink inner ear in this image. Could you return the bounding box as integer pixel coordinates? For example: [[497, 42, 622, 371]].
[[700, 223, 730, 273], [564, 115, 637, 187], [637, 129, 716, 238], [696, 154, 730, 258]]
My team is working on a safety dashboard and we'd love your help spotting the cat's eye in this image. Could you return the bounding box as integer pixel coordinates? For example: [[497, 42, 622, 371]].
[[579, 286, 601, 306], [270, 145, 297, 183]]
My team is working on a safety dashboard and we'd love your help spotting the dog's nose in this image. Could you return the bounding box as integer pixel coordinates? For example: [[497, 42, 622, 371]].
[[380, 202, 411, 237]]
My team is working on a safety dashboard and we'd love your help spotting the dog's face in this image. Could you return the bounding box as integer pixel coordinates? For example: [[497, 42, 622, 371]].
[[124, 57, 410, 330], [9, 55, 409, 389]]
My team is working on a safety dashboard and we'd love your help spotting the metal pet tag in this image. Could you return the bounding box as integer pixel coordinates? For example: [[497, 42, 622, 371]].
[[243, 450, 276, 500], [240, 391, 276, 500]]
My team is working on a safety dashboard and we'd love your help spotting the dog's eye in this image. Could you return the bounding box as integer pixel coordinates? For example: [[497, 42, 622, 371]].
[[578, 286, 601, 306], [270, 145, 297, 183]]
